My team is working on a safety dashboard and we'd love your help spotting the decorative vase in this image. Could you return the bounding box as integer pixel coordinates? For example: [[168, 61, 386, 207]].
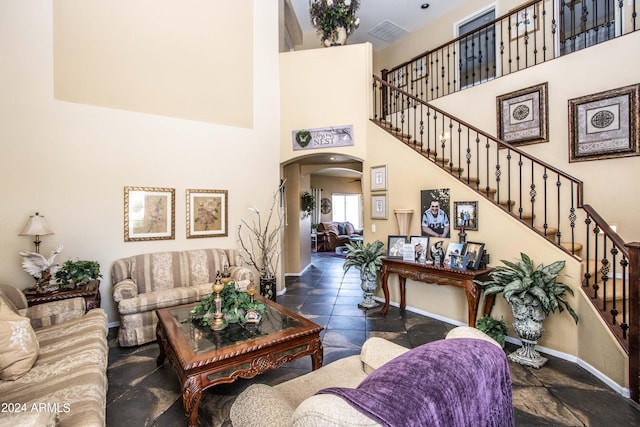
[[260, 277, 277, 302], [393, 209, 414, 236], [508, 295, 548, 368], [323, 26, 348, 47], [358, 270, 379, 309]]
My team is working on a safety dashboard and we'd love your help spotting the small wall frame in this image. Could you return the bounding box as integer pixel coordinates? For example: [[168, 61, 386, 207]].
[[371, 194, 388, 219], [497, 82, 548, 146], [453, 201, 478, 231], [124, 186, 175, 242], [370, 165, 387, 191], [186, 189, 228, 238], [568, 84, 640, 162]]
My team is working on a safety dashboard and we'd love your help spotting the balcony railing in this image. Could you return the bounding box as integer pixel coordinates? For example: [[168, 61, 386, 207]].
[[383, 0, 638, 104]]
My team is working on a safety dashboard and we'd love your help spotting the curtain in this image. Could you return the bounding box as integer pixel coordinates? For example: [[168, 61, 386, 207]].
[[312, 188, 322, 226]]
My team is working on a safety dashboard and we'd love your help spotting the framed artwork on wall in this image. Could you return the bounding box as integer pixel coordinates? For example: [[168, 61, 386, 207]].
[[420, 188, 451, 238], [453, 201, 478, 231], [186, 189, 228, 238], [497, 82, 548, 146], [371, 194, 388, 219], [568, 84, 640, 162], [370, 165, 387, 191], [510, 5, 538, 40], [124, 186, 175, 242]]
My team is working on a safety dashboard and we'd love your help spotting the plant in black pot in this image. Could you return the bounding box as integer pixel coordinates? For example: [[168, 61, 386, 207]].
[[55, 259, 102, 290], [475, 252, 578, 368], [342, 239, 385, 309]]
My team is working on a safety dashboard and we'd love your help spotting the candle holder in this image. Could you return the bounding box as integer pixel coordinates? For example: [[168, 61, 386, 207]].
[[244, 280, 262, 324], [210, 278, 226, 331]]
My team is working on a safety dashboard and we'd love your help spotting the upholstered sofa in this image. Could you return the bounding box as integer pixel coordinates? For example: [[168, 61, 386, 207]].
[[316, 221, 363, 251], [0, 284, 108, 427], [230, 327, 513, 427], [111, 248, 253, 347]]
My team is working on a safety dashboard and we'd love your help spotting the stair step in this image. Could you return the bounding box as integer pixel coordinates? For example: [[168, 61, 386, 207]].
[[559, 241, 583, 256], [509, 211, 535, 221], [498, 200, 517, 208], [535, 226, 559, 238]]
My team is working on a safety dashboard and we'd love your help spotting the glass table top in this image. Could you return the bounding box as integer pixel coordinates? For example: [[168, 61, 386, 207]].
[[168, 303, 304, 355]]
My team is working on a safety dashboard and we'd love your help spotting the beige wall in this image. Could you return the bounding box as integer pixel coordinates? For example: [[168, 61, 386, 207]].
[[0, 0, 281, 324]]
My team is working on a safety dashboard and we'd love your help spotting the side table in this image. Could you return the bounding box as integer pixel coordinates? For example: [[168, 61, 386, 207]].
[[24, 280, 101, 311]]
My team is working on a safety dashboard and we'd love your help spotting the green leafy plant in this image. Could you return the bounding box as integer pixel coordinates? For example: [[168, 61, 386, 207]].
[[191, 283, 265, 326], [342, 239, 385, 281], [55, 260, 102, 290], [476, 316, 508, 347], [301, 191, 316, 219], [475, 253, 579, 324], [309, 0, 360, 42]]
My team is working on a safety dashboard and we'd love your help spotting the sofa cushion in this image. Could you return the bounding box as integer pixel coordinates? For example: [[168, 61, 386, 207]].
[[117, 286, 200, 315], [337, 223, 347, 235], [0, 299, 39, 381]]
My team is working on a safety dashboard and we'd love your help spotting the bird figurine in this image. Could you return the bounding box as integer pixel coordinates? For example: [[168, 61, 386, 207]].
[[429, 240, 445, 266], [19, 244, 63, 292]]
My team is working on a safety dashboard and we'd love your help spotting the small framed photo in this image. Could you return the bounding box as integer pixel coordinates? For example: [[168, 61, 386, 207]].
[[510, 5, 538, 40], [453, 201, 478, 231], [444, 242, 465, 266], [370, 165, 387, 191], [464, 241, 485, 271], [450, 253, 468, 270], [409, 236, 430, 262], [387, 235, 407, 258], [568, 84, 640, 162], [497, 82, 548, 146], [124, 186, 175, 242], [186, 189, 228, 238], [371, 194, 388, 219]]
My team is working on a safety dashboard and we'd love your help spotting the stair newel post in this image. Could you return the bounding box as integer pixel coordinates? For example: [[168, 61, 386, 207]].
[[626, 242, 640, 402]]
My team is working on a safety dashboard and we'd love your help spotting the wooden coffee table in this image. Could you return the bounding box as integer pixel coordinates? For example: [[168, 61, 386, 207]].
[[155, 296, 324, 427]]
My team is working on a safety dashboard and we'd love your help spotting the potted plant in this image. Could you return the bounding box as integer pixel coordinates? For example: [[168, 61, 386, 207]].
[[342, 239, 385, 308], [309, 0, 360, 46], [238, 182, 285, 301], [475, 315, 508, 348], [301, 191, 316, 219], [191, 282, 265, 327], [475, 252, 578, 368], [55, 259, 102, 290]]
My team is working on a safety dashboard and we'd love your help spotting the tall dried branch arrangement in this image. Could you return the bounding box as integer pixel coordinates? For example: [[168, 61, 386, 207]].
[[237, 182, 285, 281]]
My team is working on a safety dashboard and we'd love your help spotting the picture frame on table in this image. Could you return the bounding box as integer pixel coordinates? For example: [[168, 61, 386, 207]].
[[453, 201, 478, 231], [464, 241, 485, 271], [370, 165, 388, 191], [409, 236, 430, 262], [124, 186, 175, 242], [371, 194, 388, 219], [568, 84, 640, 162], [444, 242, 465, 266], [387, 235, 408, 258], [186, 189, 228, 238], [450, 253, 468, 270], [497, 82, 548, 146]]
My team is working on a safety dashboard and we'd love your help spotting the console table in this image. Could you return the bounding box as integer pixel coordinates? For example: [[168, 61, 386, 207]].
[[380, 258, 494, 326]]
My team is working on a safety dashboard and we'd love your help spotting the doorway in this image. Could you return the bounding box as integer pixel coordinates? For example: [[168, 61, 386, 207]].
[[457, 7, 496, 89]]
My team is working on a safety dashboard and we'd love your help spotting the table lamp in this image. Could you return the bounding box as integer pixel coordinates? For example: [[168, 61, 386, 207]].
[[19, 212, 54, 253]]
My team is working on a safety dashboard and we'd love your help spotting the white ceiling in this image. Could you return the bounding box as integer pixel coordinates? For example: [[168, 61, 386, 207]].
[[290, 0, 466, 51]]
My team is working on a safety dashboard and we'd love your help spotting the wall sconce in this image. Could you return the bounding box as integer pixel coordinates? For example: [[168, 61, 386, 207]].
[[19, 212, 54, 253], [439, 131, 450, 143]]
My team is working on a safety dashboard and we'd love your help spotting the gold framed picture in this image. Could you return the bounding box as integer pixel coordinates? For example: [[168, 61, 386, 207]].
[[186, 189, 228, 238], [124, 186, 175, 242]]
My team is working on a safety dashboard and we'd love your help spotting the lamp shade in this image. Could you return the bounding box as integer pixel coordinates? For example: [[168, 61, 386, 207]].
[[19, 212, 54, 236]]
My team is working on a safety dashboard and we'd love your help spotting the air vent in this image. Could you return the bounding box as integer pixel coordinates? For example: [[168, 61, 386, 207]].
[[368, 20, 409, 44]]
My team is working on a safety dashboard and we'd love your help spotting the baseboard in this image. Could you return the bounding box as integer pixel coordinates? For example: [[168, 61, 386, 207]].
[[284, 262, 312, 277], [373, 297, 631, 399]]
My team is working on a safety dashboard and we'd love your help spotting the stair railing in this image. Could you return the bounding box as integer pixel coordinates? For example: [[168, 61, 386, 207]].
[[372, 74, 639, 401], [383, 0, 638, 104]]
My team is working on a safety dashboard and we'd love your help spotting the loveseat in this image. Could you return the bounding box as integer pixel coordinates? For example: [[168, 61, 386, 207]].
[[230, 327, 514, 426], [316, 221, 363, 251], [111, 248, 253, 347], [0, 284, 108, 427]]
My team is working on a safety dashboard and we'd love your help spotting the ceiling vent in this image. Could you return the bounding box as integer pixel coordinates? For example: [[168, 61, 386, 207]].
[[368, 20, 409, 44]]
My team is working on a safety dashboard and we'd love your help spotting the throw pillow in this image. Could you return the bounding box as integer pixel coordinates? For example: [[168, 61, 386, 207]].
[[337, 223, 347, 235], [0, 298, 39, 380]]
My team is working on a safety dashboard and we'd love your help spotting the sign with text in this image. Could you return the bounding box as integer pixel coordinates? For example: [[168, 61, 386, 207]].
[[292, 125, 354, 151]]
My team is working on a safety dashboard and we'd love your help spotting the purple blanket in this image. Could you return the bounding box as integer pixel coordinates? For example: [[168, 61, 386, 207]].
[[318, 338, 514, 427]]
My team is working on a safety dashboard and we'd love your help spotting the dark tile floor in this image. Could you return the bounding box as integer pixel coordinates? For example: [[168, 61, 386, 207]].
[[106, 252, 640, 426]]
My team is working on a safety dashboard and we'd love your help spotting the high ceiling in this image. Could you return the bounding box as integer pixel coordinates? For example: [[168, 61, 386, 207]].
[[290, 0, 466, 51]]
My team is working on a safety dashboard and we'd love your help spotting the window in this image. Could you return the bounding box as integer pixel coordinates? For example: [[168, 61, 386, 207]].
[[560, 0, 616, 55], [457, 8, 496, 89], [332, 193, 362, 229]]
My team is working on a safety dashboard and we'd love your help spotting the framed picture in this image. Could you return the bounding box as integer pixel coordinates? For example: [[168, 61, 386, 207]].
[[464, 241, 485, 270], [392, 67, 407, 87], [568, 84, 640, 162], [444, 242, 465, 266], [413, 57, 427, 80], [409, 236, 430, 262], [370, 165, 388, 191], [420, 188, 451, 238], [450, 253, 468, 270], [387, 235, 408, 258], [453, 201, 478, 231], [510, 5, 538, 39], [124, 186, 175, 242], [186, 189, 228, 238], [497, 82, 548, 146], [371, 194, 388, 219]]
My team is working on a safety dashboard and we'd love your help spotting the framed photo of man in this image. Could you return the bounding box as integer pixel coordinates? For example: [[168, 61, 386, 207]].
[[420, 189, 451, 238]]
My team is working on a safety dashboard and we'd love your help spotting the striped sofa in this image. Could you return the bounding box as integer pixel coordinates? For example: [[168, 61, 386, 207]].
[[111, 248, 253, 347], [0, 284, 108, 427]]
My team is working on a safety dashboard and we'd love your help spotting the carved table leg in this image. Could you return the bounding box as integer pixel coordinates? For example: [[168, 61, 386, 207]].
[[311, 339, 324, 370], [381, 265, 391, 316], [464, 283, 481, 327], [156, 324, 167, 366], [399, 276, 407, 311], [183, 376, 203, 427]]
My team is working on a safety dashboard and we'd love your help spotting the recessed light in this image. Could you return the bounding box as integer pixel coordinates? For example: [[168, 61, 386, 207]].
[[421, 3, 430, 9]]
